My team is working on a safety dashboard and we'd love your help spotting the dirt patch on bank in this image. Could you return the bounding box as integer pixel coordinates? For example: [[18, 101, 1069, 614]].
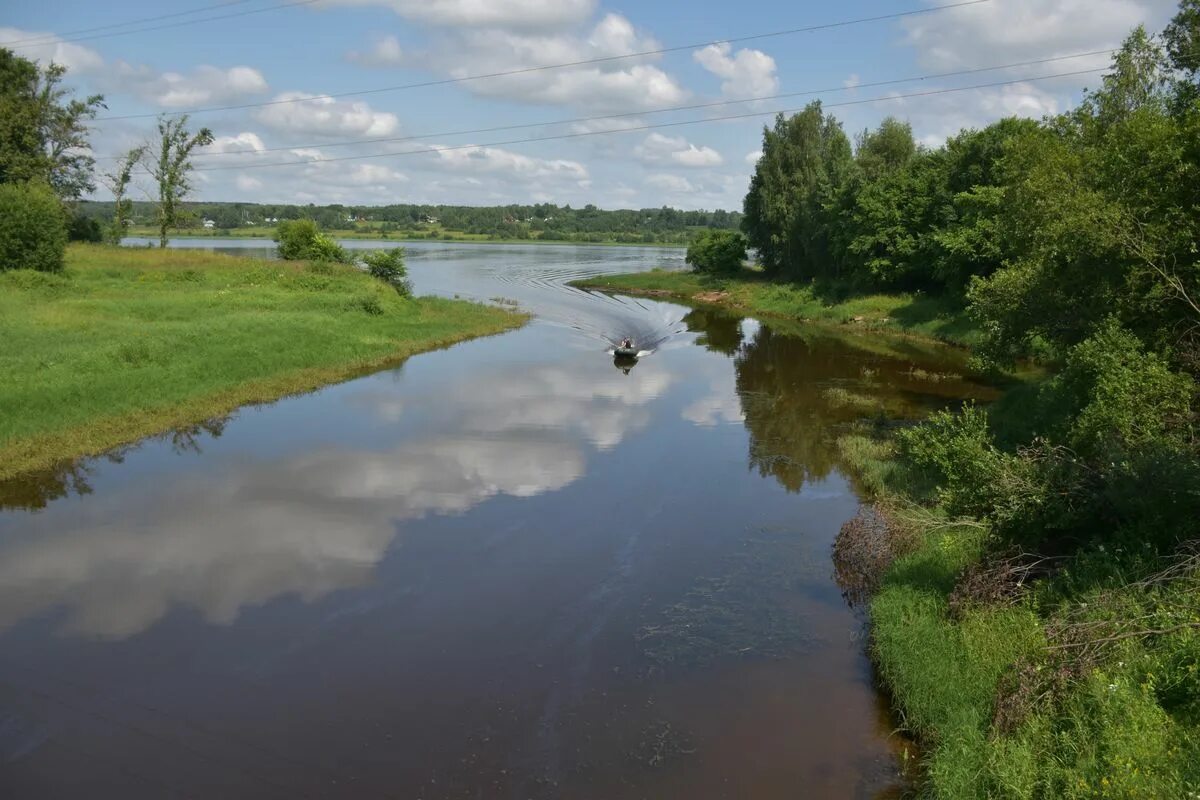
[[692, 291, 730, 303]]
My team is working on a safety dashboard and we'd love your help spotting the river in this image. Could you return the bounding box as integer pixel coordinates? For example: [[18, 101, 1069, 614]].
[[0, 240, 995, 798]]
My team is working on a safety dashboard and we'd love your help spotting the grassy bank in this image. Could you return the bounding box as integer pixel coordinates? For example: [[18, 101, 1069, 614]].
[[834, 425, 1200, 798], [0, 245, 526, 480], [573, 268, 980, 348]]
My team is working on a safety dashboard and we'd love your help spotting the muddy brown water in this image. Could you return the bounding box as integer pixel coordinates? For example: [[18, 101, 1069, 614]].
[[0, 241, 995, 798]]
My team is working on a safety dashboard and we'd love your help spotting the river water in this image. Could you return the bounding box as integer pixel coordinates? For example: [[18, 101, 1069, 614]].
[[0, 240, 994, 798]]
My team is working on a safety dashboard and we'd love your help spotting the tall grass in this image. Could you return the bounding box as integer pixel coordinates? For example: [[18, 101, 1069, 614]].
[[0, 244, 526, 478]]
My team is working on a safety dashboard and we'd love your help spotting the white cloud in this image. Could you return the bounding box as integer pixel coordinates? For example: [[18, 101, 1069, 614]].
[[347, 34, 406, 67], [428, 143, 588, 182], [111, 63, 268, 108], [634, 133, 723, 168], [236, 175, 263, 192], [0, 28, 104, 74], [902, 0, 1177, 71], [879, 82, 1062, 148], [206, 132, 268, 155], [645, 173, 698, 193], [693, 42, 779, 100], [426, 14, 687, 113], [745, 149, 762, 166], [256, 92, 401, 138], [316, 0, 597, 30], [844, 74, 862, 91]]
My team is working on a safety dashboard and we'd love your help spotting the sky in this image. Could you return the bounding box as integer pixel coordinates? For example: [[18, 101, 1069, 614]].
[[0, 0, 1183, 210]]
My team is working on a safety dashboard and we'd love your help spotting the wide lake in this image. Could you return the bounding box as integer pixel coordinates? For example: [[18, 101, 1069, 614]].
[[0, 240, 995, 798]]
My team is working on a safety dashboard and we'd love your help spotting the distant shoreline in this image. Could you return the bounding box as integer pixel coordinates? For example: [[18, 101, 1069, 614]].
[[123, 229, 688, 249]]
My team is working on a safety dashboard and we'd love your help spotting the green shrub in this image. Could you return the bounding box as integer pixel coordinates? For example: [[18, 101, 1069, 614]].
[[897, 404, 1035, 520], [362, 248, 411, 296], [67, 214, 103, 243], [274, 219, 349, 263], [686, 229, 747, 275], [1035, 318, 1194, 458], [0, 182, 67, 273]]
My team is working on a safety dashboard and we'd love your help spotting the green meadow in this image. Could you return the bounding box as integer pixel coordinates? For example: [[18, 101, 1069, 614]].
[[0, 244, 526, 479]]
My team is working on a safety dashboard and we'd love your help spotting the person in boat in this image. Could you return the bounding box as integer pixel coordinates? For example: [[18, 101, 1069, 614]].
[[619, 337, 633, 350]]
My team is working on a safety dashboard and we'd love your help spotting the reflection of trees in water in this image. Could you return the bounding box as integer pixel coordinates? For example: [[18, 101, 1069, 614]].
[[682, 308, 744, 356], [735, 326, 844, 492], [0, 416, 232, 510], [168, 416, 231, 454], [0, 461, 96, 511]]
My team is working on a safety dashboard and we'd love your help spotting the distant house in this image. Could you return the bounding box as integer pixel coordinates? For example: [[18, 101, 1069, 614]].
[[202, 219, 215, 229], [422, 215, 440, 224]]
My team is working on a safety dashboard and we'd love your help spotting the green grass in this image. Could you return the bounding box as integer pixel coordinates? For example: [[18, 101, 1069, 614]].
[[0, 244, 526, 479], [573, 268, 982, 347], [836, 425, 1200, 798]]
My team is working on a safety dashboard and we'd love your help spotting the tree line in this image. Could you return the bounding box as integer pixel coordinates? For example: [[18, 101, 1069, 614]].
[[76, 199, 742, 244], [743, 10, 1199, 375]]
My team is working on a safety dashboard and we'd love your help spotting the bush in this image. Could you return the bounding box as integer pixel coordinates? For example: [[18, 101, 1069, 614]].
[[0, 182, 67, 273], [274, 219, 349, 263], [686, 229, 748, 275], [362, 248, 411, 296], [67, 214, 103, 243], [1035, 318, 1194, 458]]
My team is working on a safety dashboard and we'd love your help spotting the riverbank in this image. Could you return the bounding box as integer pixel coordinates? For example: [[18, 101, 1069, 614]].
[[0, 244, 526, 480], [124, 226, 688, 248], [572, 269, 980, 348], [832, 415, 1200, 797]]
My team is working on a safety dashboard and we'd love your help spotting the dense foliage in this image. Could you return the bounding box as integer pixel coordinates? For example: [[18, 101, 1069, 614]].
[[685, 230, 747, 275], [783, 5, 1200, 796], [0, 181, 67, 273], [362, 248, 411, 297], [0, 49, 103, 272], [275, 219, 351, 263], [0, 49, 104, 200]]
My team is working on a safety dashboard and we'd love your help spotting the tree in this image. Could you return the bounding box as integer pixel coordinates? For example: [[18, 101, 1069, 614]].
[[144, 115, 213, 248], [742, 103, 854, 280], [101, 145, 146, 244], [0, 48, 104, 200], [854, 117, 917, 181], [686, 230, 747, 275], [1164, 0, 1200, 76]]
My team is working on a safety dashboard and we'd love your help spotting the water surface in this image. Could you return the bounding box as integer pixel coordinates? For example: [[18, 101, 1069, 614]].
[[0, 241, 993, 798]]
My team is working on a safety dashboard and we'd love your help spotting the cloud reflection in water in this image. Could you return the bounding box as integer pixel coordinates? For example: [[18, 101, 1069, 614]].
[[0, 358, 674, 640]]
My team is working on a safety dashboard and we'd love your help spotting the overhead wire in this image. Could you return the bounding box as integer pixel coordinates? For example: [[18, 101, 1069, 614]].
[[0, 1, 253, 47], [5, 0, 323, 50], [142, 67, 1105, 175], [93, 0, 994, 121], [108, 48, 1115, 164]]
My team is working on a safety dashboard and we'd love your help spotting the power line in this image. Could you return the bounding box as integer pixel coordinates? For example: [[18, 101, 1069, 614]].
[[6, 0, 322, 51], [0, 1, 253, 47], [124, 48, 1114, 164], [94, 0, 993, 121], [155, 68, 1104, 175]]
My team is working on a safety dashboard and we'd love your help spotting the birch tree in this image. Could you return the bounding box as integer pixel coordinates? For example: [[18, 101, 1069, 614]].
[[143, 115, 213, 248]]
